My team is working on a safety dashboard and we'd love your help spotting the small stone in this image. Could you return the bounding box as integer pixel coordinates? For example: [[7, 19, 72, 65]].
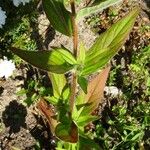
[[142, 17, 149, 23]]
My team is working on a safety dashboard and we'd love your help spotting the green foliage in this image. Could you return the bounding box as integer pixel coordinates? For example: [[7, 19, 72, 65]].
[[108, 65, 121, 86], [48, 73, 67, 98], [77, 42, 86, 66], [42, 0, 73, 36], [77, 76, 88, 94], [0, 17, 35, 62], [10, 0, 140, 149], [11, 47, 77, 73], [94, 98, 150, 149], [123, 46, 150, 98], [76, 0, 122, 20], [81, 7, 139, 76], [55, 121, 78, 143], [92, 45, 150, 149], [78, 136, 101, 150], [17, 78, 51, 106]]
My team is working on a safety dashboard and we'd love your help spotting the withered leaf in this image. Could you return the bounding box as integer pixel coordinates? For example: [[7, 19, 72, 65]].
[[86, 66, 110, 112], [37, 99, 58, 134]]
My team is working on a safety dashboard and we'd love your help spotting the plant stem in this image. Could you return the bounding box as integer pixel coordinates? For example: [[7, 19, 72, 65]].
[[69, 72, 77, 114], [70, 0, 78, 57], [70, 0, 78, 115]]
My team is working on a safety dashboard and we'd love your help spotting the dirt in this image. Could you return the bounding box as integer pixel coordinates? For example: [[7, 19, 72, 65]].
[[0, 69, 55, 150], [37, 9, 97, 51], [0, 0, 150, 150]]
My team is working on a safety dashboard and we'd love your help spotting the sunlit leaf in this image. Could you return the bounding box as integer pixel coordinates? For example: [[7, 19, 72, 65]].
[[81, 7, 139, 76], [78, 76, 88, 94], [42, 0, 73, 36], [76, 0, 122, 20], [11, 47, 77, 74], [77, 115, 99, 127], [77, 42, 86, 65], [44, 96, 59, 105], [48, 73, 67, 98], [76, 90, 86, 105], [73, 102, 91, 121]]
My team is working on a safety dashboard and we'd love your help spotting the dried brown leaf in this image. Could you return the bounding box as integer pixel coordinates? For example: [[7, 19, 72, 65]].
[[86, 66, 110, 111], [37, 99, 58, 134]]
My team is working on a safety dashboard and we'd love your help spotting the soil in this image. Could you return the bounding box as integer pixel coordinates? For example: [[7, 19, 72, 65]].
[[0, 69, 55, 150], [0, 0, 150, 150]]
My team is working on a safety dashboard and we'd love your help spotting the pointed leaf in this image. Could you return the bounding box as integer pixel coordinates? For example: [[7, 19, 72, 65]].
[[48, 73, 67, 98], [11, 47, 77, 74], [55, 121, 78, 143], [81, 7, 139, 76], [77, 115, 99, 127], [42, 0, 73, 36], [77, 42, 86, 65], [76, 0, 122, 20], [78, 76, 88, 94], [81, 47, 111, 75], [86, 66, 110, 112]]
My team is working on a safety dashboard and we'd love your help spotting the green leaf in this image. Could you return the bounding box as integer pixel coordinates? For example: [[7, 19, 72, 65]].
[[55, 121, 78, 143], [81, 7, 139, 76], [73, 67, 110, 122], [44, 96, 59, 105], [77, 115, 99, 127], [131, 132, 144, 141], [76, 0, 122, 20], [76, 103, 93, 117], [62, 86, 70, 100], [76, 90, 86, 105], [48, 73, 67, 98], [42, 0, 73, 36], [78, 136, 101, 150], [72, 103, 83, 121], [72, 91, 86, 120], [11, 47, 77, 74], [78, 76, 88, 94], [16, 89, 27, 96], [77, 42, 86, 65]]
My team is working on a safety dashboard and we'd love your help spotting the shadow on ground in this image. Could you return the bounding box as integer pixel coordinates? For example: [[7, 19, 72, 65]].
[[30, 114, 56, 150], [144, 0, 150, 8], [2, 100, 27, 134], [1, 100, 55, 149]]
